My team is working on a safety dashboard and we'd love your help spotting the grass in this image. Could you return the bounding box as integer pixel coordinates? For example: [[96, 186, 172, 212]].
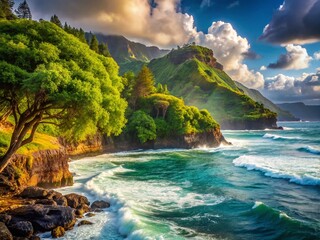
[[0, 125, 60, 156]]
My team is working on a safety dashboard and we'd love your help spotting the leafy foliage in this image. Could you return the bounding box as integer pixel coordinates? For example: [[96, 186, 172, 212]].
[[50, 14, 62, 28], [15, 0, 32, 20], [0, 19, 127, 171], [0, 0, 15, 20], [126, 110, 156, 144]]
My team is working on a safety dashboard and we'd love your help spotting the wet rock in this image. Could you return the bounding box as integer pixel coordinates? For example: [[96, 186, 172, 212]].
[[35, 199, 57, 206], [18, 187, 48, 199], [51, 226, 65, 238], [54, 196, 68, 206], [64, 194, 89, 209], [0, 214, 12, 224], [7, 204, 76, 232], [85, 213, 95, 218], [91, 200, 110, 210], [0, 222, 13, 240], [75, 204, 90, 217], [77, 220, 93, 226], [8, 221, 33, 238], [29, 236, 41, 240]]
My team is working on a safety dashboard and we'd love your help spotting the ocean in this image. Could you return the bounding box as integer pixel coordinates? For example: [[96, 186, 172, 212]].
[[41, 122, 320, 240]]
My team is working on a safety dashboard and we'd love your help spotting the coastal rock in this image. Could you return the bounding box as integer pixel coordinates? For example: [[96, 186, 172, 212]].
[[0, 222, 13, 240], [77, 220, 93, 226], [85, 213, 95, 218], [64, 194, 90, 209], [75, 204, 90, 217], [0, 149, 73, 196], [91, 200, 110, 210], [35, 199, 57, 206], [8, 221, 33, 238], [53, 196, 68, 206], [0, 214, 12, 224], [51, 226, 65, 238], [18, 187, 48, 199], [7, 205, 76, 232]]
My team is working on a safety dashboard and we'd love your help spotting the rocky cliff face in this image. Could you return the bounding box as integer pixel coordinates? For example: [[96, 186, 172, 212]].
[[0, 149, 73, 196], [112, 128, 228, 151]]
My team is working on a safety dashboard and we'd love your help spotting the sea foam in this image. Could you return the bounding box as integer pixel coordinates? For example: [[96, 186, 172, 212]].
[[233, 155, 320, 186]]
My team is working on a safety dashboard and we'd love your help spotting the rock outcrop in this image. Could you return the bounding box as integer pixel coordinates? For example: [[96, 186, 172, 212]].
[[0, 187, 108, 239], [0, 149, 73, 196]]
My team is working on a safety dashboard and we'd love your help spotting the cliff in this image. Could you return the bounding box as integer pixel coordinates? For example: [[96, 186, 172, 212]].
[[0, 148, 73, 196]]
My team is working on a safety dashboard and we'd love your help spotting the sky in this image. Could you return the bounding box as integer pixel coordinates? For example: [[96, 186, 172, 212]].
[[15, 0, 320, 105]]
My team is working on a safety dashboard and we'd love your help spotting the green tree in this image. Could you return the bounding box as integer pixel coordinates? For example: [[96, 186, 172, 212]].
[[0, 0, 15, 20], [98, 43, 111, 57], [131, 66, 155, 108], [0, 20, 127, 173], [90, 35, 99, 53], [127, 110, 156, 144], [15, 0, 32, 20], [50, 14, 62, 28]]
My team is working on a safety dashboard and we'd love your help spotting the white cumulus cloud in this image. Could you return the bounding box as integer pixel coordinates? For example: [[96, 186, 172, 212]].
[[314, 51, 320, 60], [268, 44, 312, 70]]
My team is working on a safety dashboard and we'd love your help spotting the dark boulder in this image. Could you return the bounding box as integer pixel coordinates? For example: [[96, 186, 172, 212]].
[[53, 196, 68, 206], [75, 204, 91, 217], [18, 187, 49, 199], [0, 222, 13, 240], [51, 226, 65, 238], [7, 204, 76, 232], [77, 220, 93, 226], [35, 199, 57, 206], [91, 200, 110, 210], [8, 221, 33, 238], [0, 214, 12, 225], [64, 194, 90, 209]]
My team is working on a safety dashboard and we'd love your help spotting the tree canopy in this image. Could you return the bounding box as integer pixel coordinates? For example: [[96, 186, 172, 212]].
[[15, 0, 32, 20], [0, 20, 127, 172], [0, 0, 15, 20]]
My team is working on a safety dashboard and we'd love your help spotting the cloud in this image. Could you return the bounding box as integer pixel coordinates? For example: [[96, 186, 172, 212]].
[[263, 72, 320, 103], [260, 0, 320, 44], [200, 0, 212, 8], [227, 1, 240, 9], [29, 0, 263, 89], [268, 44, 312, 70], [29, 0, 198, 48], [314, 51, 320, 60], [260, 66, 267, 71], [242, 50, 261, 60]]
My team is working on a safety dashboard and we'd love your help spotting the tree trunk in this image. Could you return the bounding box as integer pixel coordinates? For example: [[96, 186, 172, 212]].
[[0, 145, 18, 173]]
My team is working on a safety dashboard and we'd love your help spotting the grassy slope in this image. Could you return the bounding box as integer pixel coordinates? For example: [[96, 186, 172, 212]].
[[235, 82, 298, 121], [148, 46, 276, 124], [0, 126, 59, 156]]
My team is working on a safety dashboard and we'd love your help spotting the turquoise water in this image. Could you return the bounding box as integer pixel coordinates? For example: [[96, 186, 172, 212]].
[[44, 122, 320, 239]]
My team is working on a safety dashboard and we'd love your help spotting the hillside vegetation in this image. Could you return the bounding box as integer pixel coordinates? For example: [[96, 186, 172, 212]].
[[235, 82, 298, 121], [148, 45, 277, 129]]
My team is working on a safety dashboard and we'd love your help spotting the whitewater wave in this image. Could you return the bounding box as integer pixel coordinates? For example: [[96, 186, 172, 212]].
[[79, 165, 225, 239], [263, 133, 301, 141], [298, 146, 320, 155], [233, 155, 320, 186]]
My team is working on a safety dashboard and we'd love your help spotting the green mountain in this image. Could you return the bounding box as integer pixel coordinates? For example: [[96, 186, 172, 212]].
[[93, 34, 169, 74], [147, 45, 277, 129], [277, 103, 320, 121], [235, 82, 298, 121]]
